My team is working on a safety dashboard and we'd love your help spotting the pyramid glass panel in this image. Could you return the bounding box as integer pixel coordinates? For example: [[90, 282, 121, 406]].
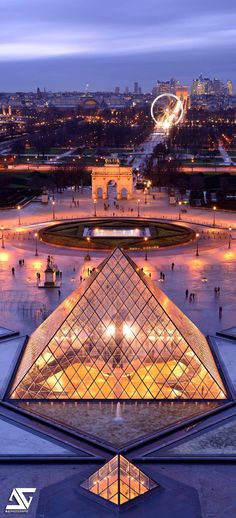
[[81, 455, 158, 505], [9, 248, 227, 400]]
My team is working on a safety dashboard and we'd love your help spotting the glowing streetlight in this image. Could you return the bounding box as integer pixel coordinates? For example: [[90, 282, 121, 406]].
[[144, 236, 148, 260], [17, 205, 21, 226], [178, 201, 182, 220], [1, 226, 4, 249], [212, 206, 217, 227], [94, 198, 97, 217], [52, 200, 55, 220], [86, 236, 91, 260], [34, 232, 38, 256], [228, 227, 232, 249], [196, 232, 200, 257], [191, 157, 195, 173], [137, 199, 140, 217]]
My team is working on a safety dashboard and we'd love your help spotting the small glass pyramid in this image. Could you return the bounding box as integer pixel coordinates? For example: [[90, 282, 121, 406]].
[[9, 248, 227, 400], [81, 454, 158, 505]]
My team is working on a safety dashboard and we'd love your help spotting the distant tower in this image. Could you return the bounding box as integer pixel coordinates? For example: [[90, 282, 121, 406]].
[[114, 86, 120, 95], [8, 105, 12, 116], [2, 105, 6, 116], [227, 80, 233, 96], [134, 82, 139, 94]]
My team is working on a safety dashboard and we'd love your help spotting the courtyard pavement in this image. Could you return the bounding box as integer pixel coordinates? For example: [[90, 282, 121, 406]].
[[0, 188, 235, 337]]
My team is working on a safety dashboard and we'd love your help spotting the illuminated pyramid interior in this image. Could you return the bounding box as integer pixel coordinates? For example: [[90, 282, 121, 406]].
[[81, 454, 158, 505], [9, 248, 227, 400]]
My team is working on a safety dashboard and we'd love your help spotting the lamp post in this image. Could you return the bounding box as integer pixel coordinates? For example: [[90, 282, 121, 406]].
[[144, 236, 148, 260], [17, 205, 21, 226], [196, 232, 200, 257], [144, 188, 147, 204], [94, 198, 97, 217], [212, 206, 216, 227], [228, 226, 232, 249], [34, 232, 38, 256], [191, 157, 194, 173], [178, 201, 182, 220], [52, 200, 55, 220], [137, 199, 140, 217], [86, 236, 91, 260], [1, 226, 4, 249]]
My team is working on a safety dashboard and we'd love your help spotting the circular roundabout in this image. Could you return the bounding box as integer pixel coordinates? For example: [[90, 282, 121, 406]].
[[39, 218, 195, 251]]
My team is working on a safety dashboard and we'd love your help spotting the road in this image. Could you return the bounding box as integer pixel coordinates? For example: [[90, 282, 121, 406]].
[[129, 129, 166, 172]]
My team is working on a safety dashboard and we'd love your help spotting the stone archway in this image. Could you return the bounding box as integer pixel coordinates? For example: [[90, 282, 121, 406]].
[[92, 159, 133, 201], [121, 187, 128, 200], [96, 187, 103, 199]]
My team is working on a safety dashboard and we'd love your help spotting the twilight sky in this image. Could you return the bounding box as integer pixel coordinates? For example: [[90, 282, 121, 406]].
[[1, 0, 236, 91]]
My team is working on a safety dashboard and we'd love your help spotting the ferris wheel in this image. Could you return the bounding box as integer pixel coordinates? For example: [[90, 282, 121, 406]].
[[151, 93, 184, 131]]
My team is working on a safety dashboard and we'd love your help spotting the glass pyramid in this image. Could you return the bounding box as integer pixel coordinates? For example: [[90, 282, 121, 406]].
[[9, 248, 227, 400], [81, 454, 158, 505]]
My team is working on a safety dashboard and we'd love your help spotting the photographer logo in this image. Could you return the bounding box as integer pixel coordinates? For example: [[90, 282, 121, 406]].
[[5, 488, 36, 513]]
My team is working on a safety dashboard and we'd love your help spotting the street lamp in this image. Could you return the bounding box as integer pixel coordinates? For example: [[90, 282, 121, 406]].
[[178, 201, 182, 220], [144, 236, 148, 260], [34, 232, 38, 256], [86, 236, 91, 260], [137, 199, 140, 217], [1, 226, 4, 249], [94, 198, 97, 217], [228, 226, 232, 249], [212, 206, 216, 227], [144, 188, 147, 204], [52, 200, 55, 220], [17, 205, 21, 225], [191, 157, 194, 173], [196, 232, 200, 256]]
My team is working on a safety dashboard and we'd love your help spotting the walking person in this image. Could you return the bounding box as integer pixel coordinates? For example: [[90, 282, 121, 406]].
[[219, 306, 223, 318]]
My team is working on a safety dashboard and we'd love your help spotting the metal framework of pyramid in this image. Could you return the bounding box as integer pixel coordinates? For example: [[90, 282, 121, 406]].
[[9, 248, 227, 400], [81, 454, 158, 505]]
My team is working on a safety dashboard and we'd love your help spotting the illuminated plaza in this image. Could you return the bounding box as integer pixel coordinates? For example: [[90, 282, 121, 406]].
[[0, 176, 236, 517]]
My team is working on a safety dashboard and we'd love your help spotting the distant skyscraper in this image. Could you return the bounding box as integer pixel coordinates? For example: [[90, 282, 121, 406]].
[[192, 76, 205, 95], [227, 80, 233, 96], [124, 86, 129, 95], [192, 75, 225, 96], [134, 82, 139, 94], [114, 86, 120, 95]]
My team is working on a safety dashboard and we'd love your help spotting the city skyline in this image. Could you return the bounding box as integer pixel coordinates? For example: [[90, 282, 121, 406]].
[[0, 74, 234, 95], [1, 0, 236, 91]]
